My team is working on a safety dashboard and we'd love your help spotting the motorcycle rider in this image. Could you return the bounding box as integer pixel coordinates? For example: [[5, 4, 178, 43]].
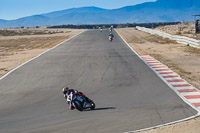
[[62, 87, 90, 110]]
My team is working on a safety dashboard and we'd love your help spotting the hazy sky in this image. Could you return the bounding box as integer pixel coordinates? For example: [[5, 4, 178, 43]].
[[0, 0, 155, 20]]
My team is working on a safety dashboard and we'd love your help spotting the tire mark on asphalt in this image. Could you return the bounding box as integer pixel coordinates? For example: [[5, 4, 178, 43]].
[[100, 62, 112, 84], [154, 107, 164, 123]]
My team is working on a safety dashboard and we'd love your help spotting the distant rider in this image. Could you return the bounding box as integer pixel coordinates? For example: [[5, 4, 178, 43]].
[[99, 27, 103, 32], [62, 87, 90, 110], [109, 27, 113, 32]]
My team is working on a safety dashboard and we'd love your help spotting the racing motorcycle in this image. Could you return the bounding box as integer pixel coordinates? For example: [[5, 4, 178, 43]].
[[109, 36, 113, 42], [67, 92, 95, 111]]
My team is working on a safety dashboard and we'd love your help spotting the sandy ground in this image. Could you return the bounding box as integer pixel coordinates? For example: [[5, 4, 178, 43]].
[[155, 22, 200, 40], [0, 28, 84, 77], [117, 28, 200, 133]]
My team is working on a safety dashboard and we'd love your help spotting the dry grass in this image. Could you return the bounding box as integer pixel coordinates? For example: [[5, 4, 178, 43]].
[[0, 36, 71, 54], [0, 27, 71, 36], [0, 29, 63, 36]]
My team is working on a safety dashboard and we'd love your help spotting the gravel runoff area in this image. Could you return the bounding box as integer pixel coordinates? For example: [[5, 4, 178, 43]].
[[0, 28, 84, 77], [117, 28, 200, 133]]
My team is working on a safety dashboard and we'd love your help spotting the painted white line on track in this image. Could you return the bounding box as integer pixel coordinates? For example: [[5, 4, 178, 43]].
[[164, 77, 182, 80], [160, 74, 178, 77], [174, 86, 195, 90], [152, 66, 167, 68], [169, 82, 188, 85], [154, 67, 169, 70], [155, 69, 170, 72], [115, 30, 200, 133], [188, 99, 200, 103], [148, 63, 163, 65], [0, 30, 87, 81], [144, 59, 155, 61], [160, 71, 174, 73], [158, 71, 174, 73], [181, 92, 200, 96], [146, 61, 160, 63]]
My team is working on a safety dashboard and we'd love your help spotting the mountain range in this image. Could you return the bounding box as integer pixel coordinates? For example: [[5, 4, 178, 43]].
[[1, 0, 200, 28]]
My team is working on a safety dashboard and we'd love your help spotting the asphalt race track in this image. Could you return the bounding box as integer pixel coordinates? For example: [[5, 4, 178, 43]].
[[0, 29, 197, 133]]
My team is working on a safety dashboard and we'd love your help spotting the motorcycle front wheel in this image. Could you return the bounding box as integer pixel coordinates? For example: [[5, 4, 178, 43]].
[[90, 101, 95, 110]]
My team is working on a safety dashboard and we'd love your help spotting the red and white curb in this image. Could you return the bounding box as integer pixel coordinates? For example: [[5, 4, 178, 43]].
[[141, 55, 200, 111]]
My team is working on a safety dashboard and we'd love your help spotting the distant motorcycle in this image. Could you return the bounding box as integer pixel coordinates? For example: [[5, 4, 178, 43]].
[[109, 33, 114, 42], [67, 92, 95, 111], [109, 36, 113, 42]]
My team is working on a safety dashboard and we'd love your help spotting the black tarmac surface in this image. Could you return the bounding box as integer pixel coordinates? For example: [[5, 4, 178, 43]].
[[0, 30, 197, 133]]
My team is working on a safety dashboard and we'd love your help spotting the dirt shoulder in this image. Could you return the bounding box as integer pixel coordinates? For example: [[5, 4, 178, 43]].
[[0, 28, 84, 77], [116, 28, 200, 133]]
